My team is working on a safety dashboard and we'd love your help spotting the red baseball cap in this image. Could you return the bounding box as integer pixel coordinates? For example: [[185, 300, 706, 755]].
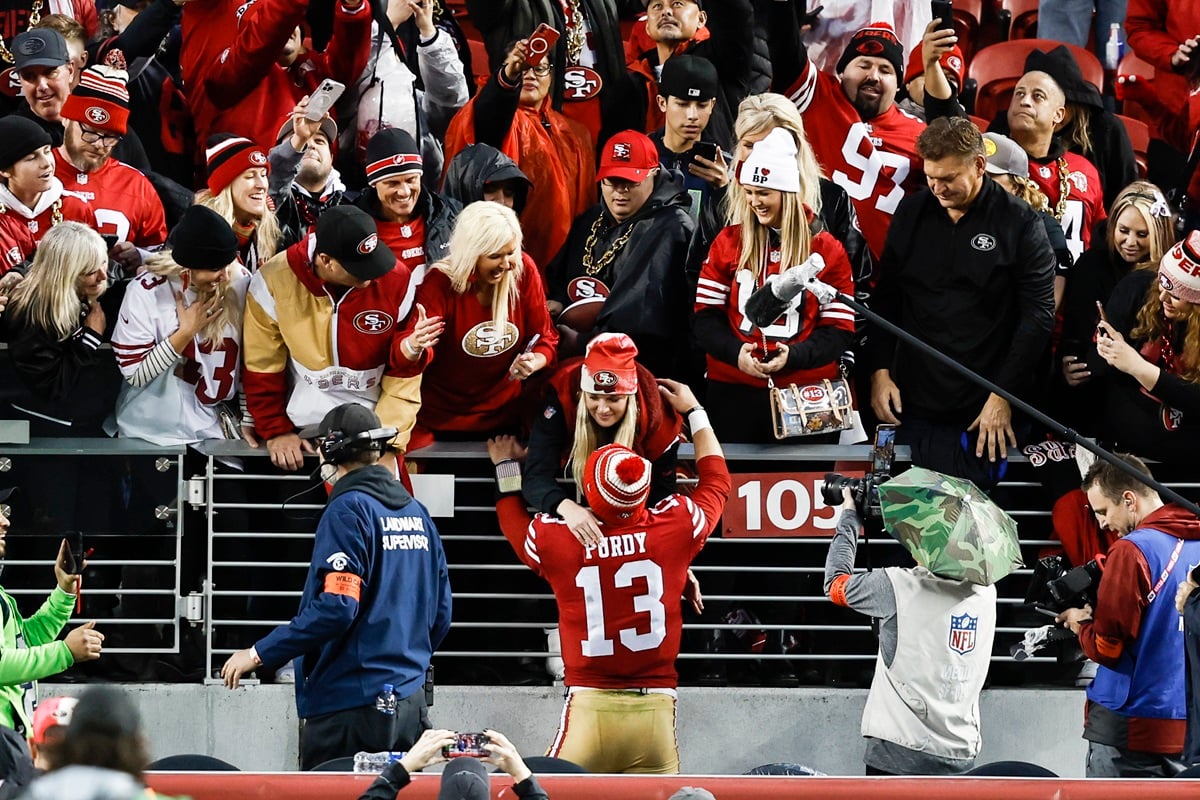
[[31, 696, 77, 745], [904, 42, 965, 88], [597, 130, 659, 183]]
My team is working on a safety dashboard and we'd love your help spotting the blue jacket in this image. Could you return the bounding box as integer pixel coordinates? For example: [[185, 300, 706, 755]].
[[1089, 527, 1200, 720], [256, 465, 452, 718]]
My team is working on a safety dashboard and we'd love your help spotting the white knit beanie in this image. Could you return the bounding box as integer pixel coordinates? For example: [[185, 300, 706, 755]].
[[737, 128, 801, 193]]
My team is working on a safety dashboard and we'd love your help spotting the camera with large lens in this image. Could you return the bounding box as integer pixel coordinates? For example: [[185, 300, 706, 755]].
[[1024, 554, 1105, 612], [820, 424, 896, 519]]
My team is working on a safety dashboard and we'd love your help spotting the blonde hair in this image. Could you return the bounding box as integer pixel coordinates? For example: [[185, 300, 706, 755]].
[[1133, 278, 1200, 383], [434, 201, 524, 330], [195, 183, 280, 266], [7, 222, 106, 341], [568, 392, 639, 490], [731, 189, 811, 279], [731, 93, 824, 219], [141, 250, 243, 348], [1007, 174, 1050, 213], [1059, 103, 1095, 166], [1106, 180, 1176, 270]]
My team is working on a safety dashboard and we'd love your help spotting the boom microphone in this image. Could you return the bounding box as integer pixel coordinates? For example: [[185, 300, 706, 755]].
[[744, 253, 826, 327]]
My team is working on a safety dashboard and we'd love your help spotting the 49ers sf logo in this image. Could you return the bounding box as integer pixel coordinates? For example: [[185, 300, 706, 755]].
[[462, 320, 519, 357], [352, 310, 394, 334], [563, 66, 602, 101], [85, 106, 110, 125]]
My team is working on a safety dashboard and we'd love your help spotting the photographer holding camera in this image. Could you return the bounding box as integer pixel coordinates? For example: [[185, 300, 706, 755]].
[[1057, 454, 1200, 777], [823, 484, 996, 775]]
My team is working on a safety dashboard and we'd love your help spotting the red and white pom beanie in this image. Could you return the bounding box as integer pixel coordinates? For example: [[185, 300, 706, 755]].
[[584, 444, 652, 524]]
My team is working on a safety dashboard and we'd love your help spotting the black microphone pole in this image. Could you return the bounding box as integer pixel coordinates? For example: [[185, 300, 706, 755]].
[[822, 286, 1200, 518]]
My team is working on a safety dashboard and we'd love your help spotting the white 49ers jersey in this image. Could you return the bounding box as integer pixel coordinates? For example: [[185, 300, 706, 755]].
[[111, 268, 251, 445]]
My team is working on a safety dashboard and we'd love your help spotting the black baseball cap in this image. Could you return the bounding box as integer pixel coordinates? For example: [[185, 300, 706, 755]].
[[12, 30, 70, 71], [657, 54, 719, 102], [314, 206, 396, 281], [298, 402, 390, 442], [0, 487, 14, 503]]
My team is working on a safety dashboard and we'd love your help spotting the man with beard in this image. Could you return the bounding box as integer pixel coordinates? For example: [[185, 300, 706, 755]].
[[769, 14, 928, 262], [628, 0, 755, 150], [53, 62, 167, 278], [0, 486, 103, 791], [269, 102, 347, 249]]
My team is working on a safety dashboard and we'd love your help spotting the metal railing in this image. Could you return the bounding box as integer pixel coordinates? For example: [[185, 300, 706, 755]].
[[0, 437, 188, 656], [192, 439, 1117, 685]]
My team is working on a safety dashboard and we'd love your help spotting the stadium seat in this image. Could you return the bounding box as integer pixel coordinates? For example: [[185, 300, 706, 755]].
[[969, 114, 991, 132], [1116, 51, 1157, 129], [967, 39, 1104, 122], [146, 754, 240, 771], [949, 0, 985, 63], [469, 38, 490, 86], [966, 760, 1059, 777], [997, 0, 1039, 41], [1115, 114, 1151, 177]]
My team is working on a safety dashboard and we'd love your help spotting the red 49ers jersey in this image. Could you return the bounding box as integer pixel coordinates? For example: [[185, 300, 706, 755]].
[[1027, 152, 1106, 264], [694, 225, 856, 388], [502, 455, 729, 689], [785, 58, 926, 260], [54, 152, 168, 248]]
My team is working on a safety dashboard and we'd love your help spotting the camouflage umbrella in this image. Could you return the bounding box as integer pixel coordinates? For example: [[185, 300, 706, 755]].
[[878, 467, 1023, 586]]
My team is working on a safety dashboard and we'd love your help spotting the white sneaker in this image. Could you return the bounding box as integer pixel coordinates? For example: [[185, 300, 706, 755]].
[[275, 659, 296, 684], [545, 628, 565, 681]]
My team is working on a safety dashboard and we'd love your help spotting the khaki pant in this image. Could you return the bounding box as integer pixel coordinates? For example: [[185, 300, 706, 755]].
[[547, 689, 679, 774]]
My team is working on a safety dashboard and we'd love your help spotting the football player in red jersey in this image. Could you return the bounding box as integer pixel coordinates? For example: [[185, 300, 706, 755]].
[[490, 378, 729, 774]]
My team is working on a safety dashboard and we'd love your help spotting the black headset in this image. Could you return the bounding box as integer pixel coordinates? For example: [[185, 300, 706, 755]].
[[319, 426, 399, 465]]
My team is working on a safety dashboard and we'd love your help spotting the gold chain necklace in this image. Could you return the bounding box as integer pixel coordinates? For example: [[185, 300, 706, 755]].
[[581, 213, 633, 276], [0, 0, 44, 65], [50, 198, 62, 226], [1052, 156, 1070, 223], [562, 0, 586, 65]]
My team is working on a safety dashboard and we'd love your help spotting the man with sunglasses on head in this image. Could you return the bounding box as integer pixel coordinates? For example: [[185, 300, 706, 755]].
[[53, 61, 167, 277]]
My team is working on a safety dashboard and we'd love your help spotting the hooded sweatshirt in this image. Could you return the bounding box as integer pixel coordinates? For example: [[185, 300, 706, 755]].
[[441, 143, 532, 214], [255, 464, 452, 717], [546, 170, 696, 378], [1079, 503, 1200, 753]]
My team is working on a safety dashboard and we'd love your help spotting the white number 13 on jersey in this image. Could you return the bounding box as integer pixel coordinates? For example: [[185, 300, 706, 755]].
[[575, 559, 666, 656]]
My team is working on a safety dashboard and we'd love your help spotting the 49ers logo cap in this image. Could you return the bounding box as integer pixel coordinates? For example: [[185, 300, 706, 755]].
[[315, 206, 396, 282]]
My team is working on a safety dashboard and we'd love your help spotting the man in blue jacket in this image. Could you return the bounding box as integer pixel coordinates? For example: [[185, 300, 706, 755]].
[[221, 404, 452, 769]]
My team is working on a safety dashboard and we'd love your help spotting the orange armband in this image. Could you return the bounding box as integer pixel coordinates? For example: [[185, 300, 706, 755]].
[[828, 574, 851, 607], [323, 571, 363, 601]]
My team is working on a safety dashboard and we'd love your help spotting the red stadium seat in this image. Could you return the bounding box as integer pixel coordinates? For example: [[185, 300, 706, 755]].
[[949, 0, 985, 63], [997, 0, 1039, 40], [1116, 51, 1157, 130], [468, 37, 490, 86], [1115, 114, 1150, 177], [967, 39, 1104, 122], [969, 114, 992, 132]]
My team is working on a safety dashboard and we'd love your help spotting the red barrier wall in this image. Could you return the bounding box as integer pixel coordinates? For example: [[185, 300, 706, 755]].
[[146, 771, 1199, 800]]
